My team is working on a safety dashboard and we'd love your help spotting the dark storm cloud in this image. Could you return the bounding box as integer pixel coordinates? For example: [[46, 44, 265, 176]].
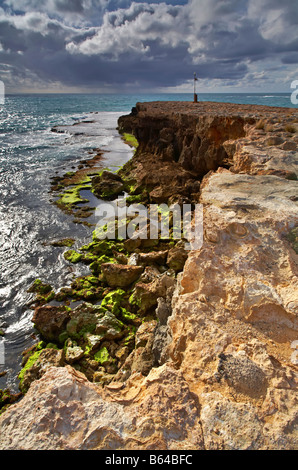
[[0, 0, 297, 91]]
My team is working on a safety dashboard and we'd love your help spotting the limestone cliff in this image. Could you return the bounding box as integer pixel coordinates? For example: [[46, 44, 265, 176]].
[[0, 102, 297, 450]]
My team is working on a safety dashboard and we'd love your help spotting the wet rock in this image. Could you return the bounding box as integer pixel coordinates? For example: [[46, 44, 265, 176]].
[[28, 279, 52, 295], [32, 306, 71, 343], [64, 250, 83, 264], [0, 389, 22, 414], [49, 238, 75, 248], [92, 171, 125, 199], [101, 263, 144, 288]]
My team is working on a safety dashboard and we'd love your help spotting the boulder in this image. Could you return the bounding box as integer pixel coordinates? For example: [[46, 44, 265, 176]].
[[18, 348, 64, 393], [101, 263, 144, 288], [32, 306, 71, 342], [92, 171, 125, 199]]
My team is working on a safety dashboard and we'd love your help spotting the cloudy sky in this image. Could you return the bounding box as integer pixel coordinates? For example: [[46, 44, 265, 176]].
[[0, 0, 297, 93]]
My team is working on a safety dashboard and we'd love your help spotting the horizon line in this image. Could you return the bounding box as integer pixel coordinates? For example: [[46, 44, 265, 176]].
[[5, 91, 291, 96]]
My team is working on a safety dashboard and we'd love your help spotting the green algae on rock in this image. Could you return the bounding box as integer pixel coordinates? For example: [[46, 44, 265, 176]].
[[94, 347, 111, 366], [28, 279, 52, 295], [0, 389, 22, 415], [92, 171, 125, 200], [121, 133, 139, 149], [64, 250, 83, 264], [49, 238, 75, 248], [18, 347, 64, 394]]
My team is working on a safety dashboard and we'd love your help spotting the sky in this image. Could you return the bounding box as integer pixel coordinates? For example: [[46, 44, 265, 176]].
[[0, 0, 297, 93]]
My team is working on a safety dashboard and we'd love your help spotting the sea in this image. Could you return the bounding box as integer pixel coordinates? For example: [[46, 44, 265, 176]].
[[0, 92, 296, 391]]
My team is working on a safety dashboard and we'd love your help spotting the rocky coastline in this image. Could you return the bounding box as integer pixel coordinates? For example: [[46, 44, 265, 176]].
[[0, 101, 297, 450]]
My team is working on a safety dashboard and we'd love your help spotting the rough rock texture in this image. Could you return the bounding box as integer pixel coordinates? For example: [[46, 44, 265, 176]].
[[101, 263, 144, 288], [118, 101, 297, 181], [1, 102, 298, 450], [32, 306, 71, 342], [0, 365, 203, 450]]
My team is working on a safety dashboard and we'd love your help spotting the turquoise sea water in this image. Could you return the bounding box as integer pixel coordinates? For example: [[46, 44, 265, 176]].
[[0, 92, 295, 390]]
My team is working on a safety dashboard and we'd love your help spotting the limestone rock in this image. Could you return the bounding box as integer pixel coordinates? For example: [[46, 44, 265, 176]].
[[217, 352, 268, 398], [200, 392, 265, 450], [131, 271, 176, 314], [0, 365, 203, 450]]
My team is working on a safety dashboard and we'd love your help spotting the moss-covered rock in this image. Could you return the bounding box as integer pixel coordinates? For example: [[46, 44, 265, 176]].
[[94, 347, 111, 366], [27, 279, 52, 295], [66, 304, 98, 341], [64, 250, 83, 264], [18, 347, 64, 394], [92, 171, 125, 200], [50, 238, 75, 248], [101, 289, 126, 314], [95, 311, 124, 340], [0, 388, 22, 415], [121, 133, 139, 149]]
